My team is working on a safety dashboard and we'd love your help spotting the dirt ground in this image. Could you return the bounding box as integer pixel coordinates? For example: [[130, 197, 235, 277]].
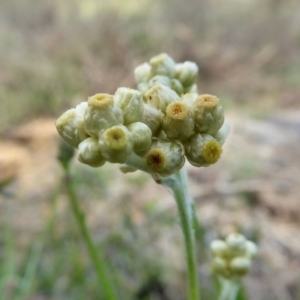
[[0, 109, 300, 300]]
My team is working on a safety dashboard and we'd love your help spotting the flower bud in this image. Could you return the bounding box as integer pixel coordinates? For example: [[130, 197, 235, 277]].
[[144, 83, 180, 112], [55, 102, 89, 148], [98, 125, 133, 163], [192, 94, 224, 135], [184, 134, 222, 167], [213, 122, 230, 146], [245, 241, 258, 259], [226, 233, 247, 256], [126, 122, 152, 153], [229, 257, 251, 277], [148, 75, 171, 88], [114, 88, 144, 125], [78, 137, 106, 167], [162, 101, 194, 140], [171, 79, 184, 95], [75, 101, 89, 118], [145, 140, 185, 177], [84, 94, 123, 137], [134, 62, 151, 84], [141, 104, 163, 136], [137, 82, 149, 93], [150, 53, 176, 78], [175, 61, 198, 87], [212, 257, 229, 278], [210, 234, 257, 280], [210, 240, 228, 258]]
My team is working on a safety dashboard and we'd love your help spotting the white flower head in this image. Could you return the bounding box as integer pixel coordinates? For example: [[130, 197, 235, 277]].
[[84, 93, 123, 137], [78, 137, 106, 167], [114, 88, 144, 125], [175, 61, 198, 87], [55, 106, 89, 148]]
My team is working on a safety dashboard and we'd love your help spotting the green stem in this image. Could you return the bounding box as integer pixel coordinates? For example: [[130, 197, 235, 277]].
[[64, 171, 119, 300], [124, 157, 200, 299], [161, 168, 200, 300], [218, 279, 240, 300]]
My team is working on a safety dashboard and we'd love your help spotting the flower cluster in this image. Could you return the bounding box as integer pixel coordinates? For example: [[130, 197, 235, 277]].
[[56, 53, 229, 176], [134, 53, 198, 95], [210, 233, 257, 279]]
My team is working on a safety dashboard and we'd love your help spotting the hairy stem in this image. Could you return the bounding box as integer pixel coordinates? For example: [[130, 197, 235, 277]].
[[161, 168, 200, 300], [125, 157, 200, 299]]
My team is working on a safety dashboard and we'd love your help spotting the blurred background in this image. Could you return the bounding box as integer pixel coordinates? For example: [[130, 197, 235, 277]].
[[1, 0, 300, 299]]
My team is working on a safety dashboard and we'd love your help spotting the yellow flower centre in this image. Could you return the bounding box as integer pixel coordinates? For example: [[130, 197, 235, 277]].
[[146, 148, 167, 172], [196, 94, 220, 108], [88, 93, 113, 108], [166, 102, 188, 120], [203, 140, 222, 164], [105, 127, 127, 149]]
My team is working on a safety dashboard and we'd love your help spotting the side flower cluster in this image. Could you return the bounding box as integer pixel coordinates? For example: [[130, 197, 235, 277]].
[[55, 53, 229, 177], [210, 233, 257, 279]]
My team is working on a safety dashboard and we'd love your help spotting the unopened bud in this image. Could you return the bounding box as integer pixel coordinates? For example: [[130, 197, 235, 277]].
[[75, 101, 89, 118], [141, 104, 163, 136], [226, 233, 247, 256], [99, 125, 133, 163], [84, 94, 123, 137], [162, 101, 194, 140], [137, 82, 149, 93], [230, 257, 251, 277], [245, 241, 258, 259], [171, 79, 184, 95], [210, 240, 228, 258], [213, 122, 230, 146], [55, 103, 89, 148], [126, 122, 152, 154], [114, 88, 144, 125], [145, 141, 185, 176], [78, 137, 106, 167], [144, 83, 180, 112], [134, 62, 151, 84], [192, 94, 224, 135], [185, 134, 222, 167], [175, 61, 198, 87], [148, 75, 171, 88], [210, 234, 257, 279], [212, 257, 229, 278], [150, 53, 176, 78]]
